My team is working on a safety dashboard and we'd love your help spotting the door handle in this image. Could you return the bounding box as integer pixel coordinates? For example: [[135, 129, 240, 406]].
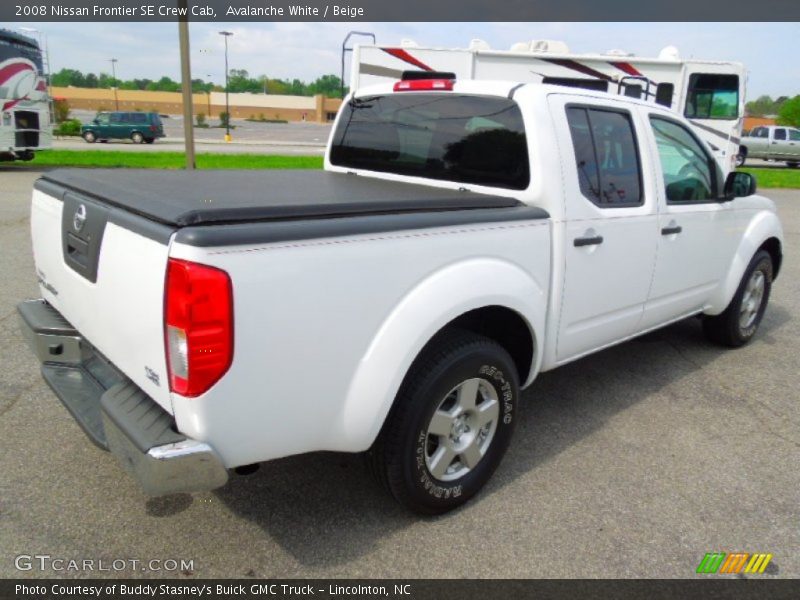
[[574, 235, 604, 247], [661, 225, 683, 235]]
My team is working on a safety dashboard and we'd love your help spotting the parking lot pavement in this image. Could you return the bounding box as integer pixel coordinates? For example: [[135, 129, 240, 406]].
[[1, 170, 798, 579]]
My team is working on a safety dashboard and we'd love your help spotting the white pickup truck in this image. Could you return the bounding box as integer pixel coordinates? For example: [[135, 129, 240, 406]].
[[19, 75, 784, 514]]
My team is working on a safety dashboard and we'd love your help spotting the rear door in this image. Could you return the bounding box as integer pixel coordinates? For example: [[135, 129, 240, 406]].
[[788, 129, 800, 160], [770, 128, 791, 160], [549, 95, 659, 361]]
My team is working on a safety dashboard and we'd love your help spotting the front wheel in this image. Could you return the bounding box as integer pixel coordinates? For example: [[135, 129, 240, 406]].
[[368, 331, 519, 514], [735, 152, 746, 168], [703, 250, 773, 347], [82, 131, 96, 143], [787, 161, 799, 169]]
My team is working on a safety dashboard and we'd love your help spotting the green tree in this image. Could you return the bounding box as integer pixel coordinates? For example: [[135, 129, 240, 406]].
[[307, 74, 343, 98], [745, 95, 776, 117], [776, 96, 800, 127]]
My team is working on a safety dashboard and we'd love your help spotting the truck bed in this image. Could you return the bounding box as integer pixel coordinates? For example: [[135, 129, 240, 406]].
[[37, 169, 524, 227]]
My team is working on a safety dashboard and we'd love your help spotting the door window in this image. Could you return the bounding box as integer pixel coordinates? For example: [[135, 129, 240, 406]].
[[95, 113, 110, 125], [566, 106, 642, 207], [650, 117, 716, 203], [774, 128, 787, 141]]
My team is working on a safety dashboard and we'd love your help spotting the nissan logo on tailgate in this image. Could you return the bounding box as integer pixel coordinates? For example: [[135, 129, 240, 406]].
[[73, 204, 87, 232]]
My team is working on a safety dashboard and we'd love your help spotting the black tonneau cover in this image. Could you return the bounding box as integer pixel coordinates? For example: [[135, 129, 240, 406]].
[[39, 169, 523, 227]]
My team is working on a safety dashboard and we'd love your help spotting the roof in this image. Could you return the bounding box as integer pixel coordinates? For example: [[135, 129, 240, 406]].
[[0, 29, 40, 50]]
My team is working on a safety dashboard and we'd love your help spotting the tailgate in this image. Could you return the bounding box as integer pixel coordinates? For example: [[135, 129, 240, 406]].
[[30, 179, 176, 414]]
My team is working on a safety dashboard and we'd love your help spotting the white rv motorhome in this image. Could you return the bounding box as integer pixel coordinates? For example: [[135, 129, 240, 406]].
[[350, 40, 746, 173], [0, 29, 51, 162]]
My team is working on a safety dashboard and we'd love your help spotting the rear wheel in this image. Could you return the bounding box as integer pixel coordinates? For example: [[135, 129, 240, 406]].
[[82, 131, 96, 143], [131, 132, 144, 144], [368, 330, 518, 514], [787, 161, 799, 169], [703, 250, 773, 347]]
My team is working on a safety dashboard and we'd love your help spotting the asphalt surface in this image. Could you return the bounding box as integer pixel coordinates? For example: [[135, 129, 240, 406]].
[[56, 109, 329, 155], [0, 171, 798, 579]]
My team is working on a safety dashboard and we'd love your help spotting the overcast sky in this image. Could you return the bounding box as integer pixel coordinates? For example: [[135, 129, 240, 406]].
[[12, 21, 800, 99]]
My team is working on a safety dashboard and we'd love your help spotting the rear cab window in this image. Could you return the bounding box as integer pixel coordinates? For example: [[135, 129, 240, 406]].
[[329, 93, 530, 190]]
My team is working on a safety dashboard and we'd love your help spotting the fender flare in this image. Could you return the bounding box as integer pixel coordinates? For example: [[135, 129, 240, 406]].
[[706, 209, 783, 315], [337, 257, 547, 451]]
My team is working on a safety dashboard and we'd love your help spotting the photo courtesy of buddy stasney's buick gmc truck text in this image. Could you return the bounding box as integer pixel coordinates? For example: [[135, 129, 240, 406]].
[[19, 73, 784, 514]]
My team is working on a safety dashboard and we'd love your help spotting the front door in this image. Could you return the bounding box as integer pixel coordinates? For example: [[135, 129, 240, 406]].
[[550, 97, 659, 362], [641, 115, 740, 329]]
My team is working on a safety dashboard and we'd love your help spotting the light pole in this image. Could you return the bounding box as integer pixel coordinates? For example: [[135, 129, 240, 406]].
[[218, 31, 233, 142], [109, 58, 119, 110]]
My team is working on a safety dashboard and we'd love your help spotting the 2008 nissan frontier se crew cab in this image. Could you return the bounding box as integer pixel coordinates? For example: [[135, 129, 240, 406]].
[[19, 74, 784, 514]]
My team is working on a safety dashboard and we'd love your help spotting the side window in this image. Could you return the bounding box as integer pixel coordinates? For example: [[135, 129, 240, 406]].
[[110, 112, 123, 124], [566, 106, 642, 207], [684, 74, 739, 120], [650, 117, 716, 203], [774, 128, 787, 141], [757, 128, 769, 138], [131, 113, 147, 124], [790, 129, 800, 142], [95, 113, 110, 125]]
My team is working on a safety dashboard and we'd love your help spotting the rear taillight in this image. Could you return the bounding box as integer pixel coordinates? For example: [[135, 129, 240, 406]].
[[150, 125, 157, 132], [165, 258, 233, 397], [393, 79, 454, 92]]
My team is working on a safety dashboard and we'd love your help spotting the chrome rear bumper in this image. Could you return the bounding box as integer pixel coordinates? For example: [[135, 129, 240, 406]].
[[18, 299, 228, 496]]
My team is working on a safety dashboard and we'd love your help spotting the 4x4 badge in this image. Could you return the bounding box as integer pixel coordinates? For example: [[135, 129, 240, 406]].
[[73, 204, 86, 232]]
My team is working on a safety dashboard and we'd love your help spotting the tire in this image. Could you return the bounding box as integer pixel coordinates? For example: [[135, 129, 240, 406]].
[[82, 131, 96, 143], [145, 138, 155, 144], [787, 162, 799, 169], [131, 132, 144, 144], [703, 250, 773, 347], [368, 330, 519, 514], [735, 152, 746, 168]]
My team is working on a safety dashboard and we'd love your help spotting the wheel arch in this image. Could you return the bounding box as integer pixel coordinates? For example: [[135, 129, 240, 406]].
[[337, 258, 546, 451], [706, 211, 783, 315]]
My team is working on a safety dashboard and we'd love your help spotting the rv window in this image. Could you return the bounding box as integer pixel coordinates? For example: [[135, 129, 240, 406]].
[[330, 94, 530, 190], [566, 106, 643, 207], [655, 83, 674, 108], [684, 73, 739, 120]]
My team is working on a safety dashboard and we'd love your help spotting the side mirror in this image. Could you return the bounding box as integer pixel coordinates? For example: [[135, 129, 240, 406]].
[[93, 118, 99, 124], [723, 171, 757, 201]]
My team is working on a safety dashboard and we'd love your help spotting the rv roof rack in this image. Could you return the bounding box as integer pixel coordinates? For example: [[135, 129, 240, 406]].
[[402, 70, 456, 81]]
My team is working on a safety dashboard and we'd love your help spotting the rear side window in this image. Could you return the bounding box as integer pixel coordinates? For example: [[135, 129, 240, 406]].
[[684, 73, 739, 120], [329, 94, 529, 190], [566, 106, 642, 207], [774, 129, 787, 141], [790, 130, 800, 142], [130, 113, 148, 124]]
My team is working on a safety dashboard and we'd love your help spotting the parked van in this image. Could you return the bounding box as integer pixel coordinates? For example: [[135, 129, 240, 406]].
[[81, 111, 165, 144]]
